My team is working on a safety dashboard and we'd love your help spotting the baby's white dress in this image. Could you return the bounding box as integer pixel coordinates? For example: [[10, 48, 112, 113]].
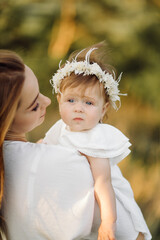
[[44, 119, 152, 240]]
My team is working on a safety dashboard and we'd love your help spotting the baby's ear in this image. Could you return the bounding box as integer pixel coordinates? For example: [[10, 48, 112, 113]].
[[57, 94, 60, 103], [102, 102, 110, 118]]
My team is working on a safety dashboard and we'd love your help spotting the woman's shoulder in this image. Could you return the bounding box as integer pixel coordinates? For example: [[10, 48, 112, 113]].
[[3, 140, 93, 198], [3, 142, 94, 240], [4, 140, 47, 156], [4, 139, 73, 155], [3, 140, 84, 166]]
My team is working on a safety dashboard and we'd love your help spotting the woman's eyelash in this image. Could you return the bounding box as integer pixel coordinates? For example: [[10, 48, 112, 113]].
[[32, 103, 39, 111]]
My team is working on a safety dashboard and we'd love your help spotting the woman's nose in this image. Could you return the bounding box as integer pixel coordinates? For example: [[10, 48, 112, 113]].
[[41, 94, 51, 108]]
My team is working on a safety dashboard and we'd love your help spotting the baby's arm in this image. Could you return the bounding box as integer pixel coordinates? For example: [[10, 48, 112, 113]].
[[86, 156, 116, 240]]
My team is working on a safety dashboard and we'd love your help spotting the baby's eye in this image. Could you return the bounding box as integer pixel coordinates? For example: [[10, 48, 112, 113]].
[[32, 103, 39, 111], [68, 99, 74, 103], [86, 101, 93, 105]]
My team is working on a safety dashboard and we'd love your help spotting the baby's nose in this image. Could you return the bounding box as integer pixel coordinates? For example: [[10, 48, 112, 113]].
[[74, 102, 84, 112]]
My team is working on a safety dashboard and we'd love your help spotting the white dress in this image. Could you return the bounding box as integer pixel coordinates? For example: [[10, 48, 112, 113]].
[[43, 119, 152, 240], [3, 141, 94, 240]]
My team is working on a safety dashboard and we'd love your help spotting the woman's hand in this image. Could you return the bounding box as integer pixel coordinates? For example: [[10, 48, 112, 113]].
[[98, 221, 116, 240]]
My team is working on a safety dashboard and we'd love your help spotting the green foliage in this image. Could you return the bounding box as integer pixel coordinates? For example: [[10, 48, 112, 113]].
[[0, 0, 159, 109]]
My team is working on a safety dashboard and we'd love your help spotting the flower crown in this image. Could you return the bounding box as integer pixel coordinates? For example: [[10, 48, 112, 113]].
[[50, 48, 126, 110]]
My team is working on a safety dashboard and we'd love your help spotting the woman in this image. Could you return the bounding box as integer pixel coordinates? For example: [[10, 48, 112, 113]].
[[0, 50, 147, 240], [0, 50, 94, 240]]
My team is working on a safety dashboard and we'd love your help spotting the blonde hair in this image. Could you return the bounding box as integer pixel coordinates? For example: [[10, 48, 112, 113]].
[[58, 42, 115, 105], [0, 50, 25, 238]]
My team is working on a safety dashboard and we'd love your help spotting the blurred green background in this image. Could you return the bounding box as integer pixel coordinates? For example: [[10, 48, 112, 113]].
[[0, 0, 159, 239]]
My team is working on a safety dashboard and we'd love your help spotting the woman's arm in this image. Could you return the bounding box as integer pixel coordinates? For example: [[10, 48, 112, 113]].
[[86, 156, 116, 240]]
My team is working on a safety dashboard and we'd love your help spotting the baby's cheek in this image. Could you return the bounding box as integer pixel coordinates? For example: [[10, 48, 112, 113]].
[[60, 110, 70, 124], [88, 115, 99, 128]]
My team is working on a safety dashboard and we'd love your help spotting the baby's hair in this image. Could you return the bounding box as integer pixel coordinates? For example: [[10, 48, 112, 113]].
[[59, 42, 116, 105]]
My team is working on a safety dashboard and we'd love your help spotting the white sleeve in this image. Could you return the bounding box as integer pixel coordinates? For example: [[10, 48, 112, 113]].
[[58, 123, 131, 165], [31, 144, 95, 240]]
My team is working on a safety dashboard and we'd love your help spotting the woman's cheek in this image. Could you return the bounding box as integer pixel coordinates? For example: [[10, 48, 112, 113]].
[[20, 114, 39, 132]]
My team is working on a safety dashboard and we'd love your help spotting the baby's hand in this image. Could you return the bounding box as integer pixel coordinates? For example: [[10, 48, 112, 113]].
[[98, 220, 116, 240], [37, 138, 44, 143]]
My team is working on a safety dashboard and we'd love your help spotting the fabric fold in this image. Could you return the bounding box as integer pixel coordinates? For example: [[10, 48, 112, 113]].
[[44, 119, 131, 165]]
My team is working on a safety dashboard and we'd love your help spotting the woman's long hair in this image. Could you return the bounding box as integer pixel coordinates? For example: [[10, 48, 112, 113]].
[[0, 50, 25, 239]]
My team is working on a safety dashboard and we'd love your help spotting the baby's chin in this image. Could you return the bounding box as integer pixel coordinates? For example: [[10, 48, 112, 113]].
[[65, 119, 99, 132], [68, 125, 95, 132]]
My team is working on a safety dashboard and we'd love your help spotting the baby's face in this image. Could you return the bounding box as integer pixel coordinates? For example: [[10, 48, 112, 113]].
[[57, 84, 109, 132]]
